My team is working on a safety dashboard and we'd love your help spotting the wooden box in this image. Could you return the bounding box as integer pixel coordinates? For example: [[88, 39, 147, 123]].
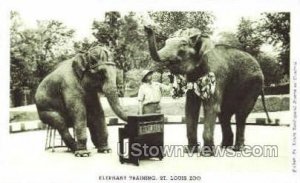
[[118, 114, 164, 166]]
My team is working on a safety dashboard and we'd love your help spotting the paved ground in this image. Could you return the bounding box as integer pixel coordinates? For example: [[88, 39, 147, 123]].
[[2, 123, 293, 183]]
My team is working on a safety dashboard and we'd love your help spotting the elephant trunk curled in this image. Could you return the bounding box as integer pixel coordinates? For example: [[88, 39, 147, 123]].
[[145, 26, 162, 62], [103, 87, 128, 122]]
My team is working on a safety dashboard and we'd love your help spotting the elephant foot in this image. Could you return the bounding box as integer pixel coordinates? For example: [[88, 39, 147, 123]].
[[201, 146, 215, 157], [59, 132, 77, 152], [232, 144, 245, 151], [184, 145, 199, 154], [67, 142, 77, 152], [97, 146, 112, 153], [74, 150, 91, 157]]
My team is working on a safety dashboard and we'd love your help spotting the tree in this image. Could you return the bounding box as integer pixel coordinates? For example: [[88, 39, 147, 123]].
[[148, 11, 215, 48], [10, 11, 75, 106], [10, 11, 35, 106], [237, 18, 263, 57], [259, 12, 290, 75], [73, 38, 96, 52], [92, 12, 121, 47], [92, 12, 126, 96], [256, 53, 284, 86], [34, 20, 75, 79], [92, 12, 152, 95], [149, 12, 215, 37]]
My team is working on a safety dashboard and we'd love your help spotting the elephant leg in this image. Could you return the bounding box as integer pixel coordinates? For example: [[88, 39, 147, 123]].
[[202, 101, 218, 156], [219, 111, 234, 148], [38, 111, 77, 151], [63, 91, 89, 154], [185, 90, 201, 153], [72, 116, 88, 152], [86, 92, 109, 152], [234, 98, 258, 151], [234, 80, 261, 151]]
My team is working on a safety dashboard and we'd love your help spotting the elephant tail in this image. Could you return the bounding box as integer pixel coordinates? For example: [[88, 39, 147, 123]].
[[261, 89, 272, 123]]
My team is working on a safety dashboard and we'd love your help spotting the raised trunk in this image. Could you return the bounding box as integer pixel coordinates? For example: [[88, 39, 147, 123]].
[[145, 27, 161, 62], [104, 88, 128, 122]]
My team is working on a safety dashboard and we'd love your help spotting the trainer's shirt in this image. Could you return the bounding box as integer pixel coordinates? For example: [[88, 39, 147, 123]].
[[138, 82, 170, 105]]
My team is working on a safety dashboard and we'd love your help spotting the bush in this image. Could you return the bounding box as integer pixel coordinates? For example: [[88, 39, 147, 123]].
[[257, 53, 285, 86]]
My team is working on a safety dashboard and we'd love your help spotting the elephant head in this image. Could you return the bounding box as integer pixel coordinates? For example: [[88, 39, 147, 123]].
[[72, 45, 128, 121], [145, 26, 214, 77]]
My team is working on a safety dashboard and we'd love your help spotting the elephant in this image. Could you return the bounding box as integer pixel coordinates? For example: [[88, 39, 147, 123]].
[[35, 45, 128, 157], [145, 26, 271, 155]]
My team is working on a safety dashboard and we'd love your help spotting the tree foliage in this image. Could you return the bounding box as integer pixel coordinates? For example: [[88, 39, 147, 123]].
[[34, 20, 75, 78], [92, 12, 151, 71], [256, 53, 284, 85], [259, 12, 290, 75], [237, 18, 263, 57], [10, 11, 75, 106], [11, 10, 288, 103], [149, 12, 215, 37], [149, 12, 215, 48], [92, 12, 141, 96]]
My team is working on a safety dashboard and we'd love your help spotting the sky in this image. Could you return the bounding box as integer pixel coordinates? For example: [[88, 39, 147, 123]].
[[8, 0, 286, 54]]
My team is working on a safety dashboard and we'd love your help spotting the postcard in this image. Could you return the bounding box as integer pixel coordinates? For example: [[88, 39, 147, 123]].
[[0, 0, 299, 182]]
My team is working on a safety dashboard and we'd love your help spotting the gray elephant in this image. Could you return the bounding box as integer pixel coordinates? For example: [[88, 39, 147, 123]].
[[35, 45, 128, 157], [145, 26, 271, 155]]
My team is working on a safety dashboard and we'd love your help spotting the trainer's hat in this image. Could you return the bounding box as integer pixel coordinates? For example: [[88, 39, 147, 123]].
[[141, 70, 154, 82]]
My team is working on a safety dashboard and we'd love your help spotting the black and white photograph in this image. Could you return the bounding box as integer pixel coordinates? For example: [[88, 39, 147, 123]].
[[0, 0, 299, 182]]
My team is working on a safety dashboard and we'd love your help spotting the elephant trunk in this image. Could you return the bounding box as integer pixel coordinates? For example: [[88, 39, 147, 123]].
[[103, 87, 128, 122], [145, 26, 162, 62]]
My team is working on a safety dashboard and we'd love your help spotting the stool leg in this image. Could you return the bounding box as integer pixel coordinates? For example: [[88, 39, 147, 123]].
[[45, 125, 50, 150], [50, 127, 75, 152], [52, 129, 56, 152], [61, 129, 64, 146], [45, 125, 72, 152]]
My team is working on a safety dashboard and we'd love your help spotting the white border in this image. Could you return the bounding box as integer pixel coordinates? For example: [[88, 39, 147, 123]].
[[1, 0, 300, 182]]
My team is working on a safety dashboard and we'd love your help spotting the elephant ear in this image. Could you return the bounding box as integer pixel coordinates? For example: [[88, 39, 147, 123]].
[[72, 54, 89, 79], [199, 37, 214, 56], [189, 34, 214, 57], [189, 34, 213, 74]]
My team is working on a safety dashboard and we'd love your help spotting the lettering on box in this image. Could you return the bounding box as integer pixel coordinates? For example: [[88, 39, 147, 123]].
[[138, 123, 163, 135]]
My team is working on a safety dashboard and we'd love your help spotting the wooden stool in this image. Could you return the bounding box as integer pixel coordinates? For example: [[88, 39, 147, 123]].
[[45, 125, 75, 152]]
